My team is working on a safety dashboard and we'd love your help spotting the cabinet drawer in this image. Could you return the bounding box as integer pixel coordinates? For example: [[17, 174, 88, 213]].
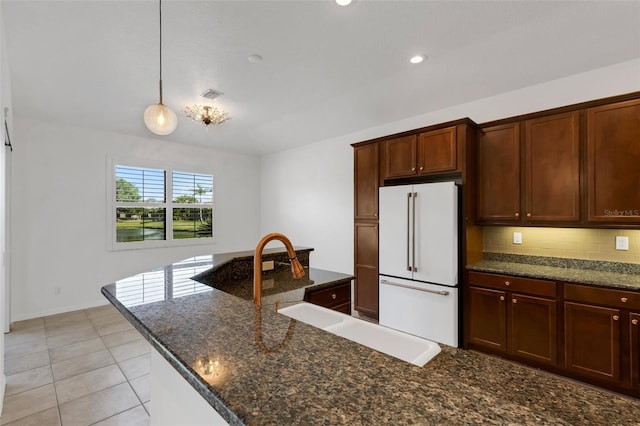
[[308, 282, 351, 308], [565, 284, 640, 310], [469, 272, 556, 298]]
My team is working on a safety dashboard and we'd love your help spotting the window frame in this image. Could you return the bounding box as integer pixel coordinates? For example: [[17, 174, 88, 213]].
[[108, 157, 216, 251]]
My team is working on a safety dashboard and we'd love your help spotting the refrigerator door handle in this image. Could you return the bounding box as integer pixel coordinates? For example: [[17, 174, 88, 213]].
[[380, 279, 450, 296], [406, 192, 412, 272], [412, 192, 417, 272]]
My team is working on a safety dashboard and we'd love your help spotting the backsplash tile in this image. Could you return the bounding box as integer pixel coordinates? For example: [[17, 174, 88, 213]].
[[483, 227, 640, 264]]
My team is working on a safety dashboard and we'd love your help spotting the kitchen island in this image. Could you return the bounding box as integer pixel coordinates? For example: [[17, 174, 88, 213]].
[[102, 248, 640, 425]]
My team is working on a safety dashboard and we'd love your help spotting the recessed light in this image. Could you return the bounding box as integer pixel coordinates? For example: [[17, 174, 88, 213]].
[[248, 54, 263, 63], [336, 0, 352, 6], [409, 54, 427, 64]]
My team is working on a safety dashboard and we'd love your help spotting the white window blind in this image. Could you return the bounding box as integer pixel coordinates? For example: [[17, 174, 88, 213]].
[[112, 163, 214, 248]]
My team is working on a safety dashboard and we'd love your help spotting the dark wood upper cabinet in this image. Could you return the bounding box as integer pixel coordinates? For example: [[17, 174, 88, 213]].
[[418, 126, 458, 174], [525, 111, 581, 223], [354, 143, 379, 220], [587, 98, 640, 223], [477, 123, 521, 223], [383, 126, 462, 180], [382, 135, 417, 179]]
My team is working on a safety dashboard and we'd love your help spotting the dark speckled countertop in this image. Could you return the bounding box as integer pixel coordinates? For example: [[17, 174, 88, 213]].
[[103, 249, 640, 425], [468, 253, 640, 290]]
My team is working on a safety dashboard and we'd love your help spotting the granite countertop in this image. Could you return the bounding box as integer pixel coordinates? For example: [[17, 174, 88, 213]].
[[468, 253, 640, 291], [103, 249, 640, 425]]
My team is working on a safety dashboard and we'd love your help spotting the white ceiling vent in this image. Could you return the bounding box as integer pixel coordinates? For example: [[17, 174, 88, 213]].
[[200, 89, 224, 100]]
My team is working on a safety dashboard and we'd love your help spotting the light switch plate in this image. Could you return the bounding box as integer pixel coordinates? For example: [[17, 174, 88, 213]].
[[513, 232, 522, 245], [615, 236, 629, 251]]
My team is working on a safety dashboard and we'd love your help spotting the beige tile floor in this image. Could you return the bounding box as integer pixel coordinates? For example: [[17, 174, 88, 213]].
[[1, 305, 151, 425]]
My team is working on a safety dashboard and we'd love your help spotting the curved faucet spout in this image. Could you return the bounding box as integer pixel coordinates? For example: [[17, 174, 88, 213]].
[[253, 233, 305, 307]]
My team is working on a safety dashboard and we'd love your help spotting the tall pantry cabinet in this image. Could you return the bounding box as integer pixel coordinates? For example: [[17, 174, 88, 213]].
[[353, 143, 380, 318], [353, 119, 479, 320]]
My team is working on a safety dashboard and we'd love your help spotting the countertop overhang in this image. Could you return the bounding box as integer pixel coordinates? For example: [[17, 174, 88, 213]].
[[102, 249, 640, 425]]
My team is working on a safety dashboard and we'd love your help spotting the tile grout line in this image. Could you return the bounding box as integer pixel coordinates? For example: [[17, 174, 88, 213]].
[[4, 307, 150, 426]]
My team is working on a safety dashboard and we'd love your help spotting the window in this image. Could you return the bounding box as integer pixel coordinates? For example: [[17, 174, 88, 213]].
[[112, 163, 214, 248]]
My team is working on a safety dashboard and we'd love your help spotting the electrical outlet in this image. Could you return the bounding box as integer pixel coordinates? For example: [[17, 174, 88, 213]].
[[513, 232, 523, 245], [262, 260, 275, 271], [615, 236, 629, 251], [54, 287, 61, 295]]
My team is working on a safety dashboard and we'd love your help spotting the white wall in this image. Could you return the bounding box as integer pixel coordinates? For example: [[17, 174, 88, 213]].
[[260, 59, 640, 274], [11, 119, 260, 321], [0, 0, 12, 410]]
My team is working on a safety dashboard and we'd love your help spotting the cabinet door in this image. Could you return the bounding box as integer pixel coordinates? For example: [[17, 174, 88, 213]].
[[418, 126, 457, 174], [306, 282, 351, 313], [477, 123, 521, 223], [525, 112, 580, 222], [383, 135, 417, 179], [631, 313, 640, 391], [565, 302, 620, 383], [354, 143, 379, 220], [354, 222, 378, 318], [587, 99, 640, 223], [468, 286, 507, 352], [509, 293, 557, 366]]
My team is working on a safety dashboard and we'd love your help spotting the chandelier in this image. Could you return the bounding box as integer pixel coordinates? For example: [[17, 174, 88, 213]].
[[183, 105, 231, 127]]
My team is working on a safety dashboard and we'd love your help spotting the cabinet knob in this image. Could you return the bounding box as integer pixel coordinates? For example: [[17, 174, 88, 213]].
[[419, 166, 424, 171], [505, 281, 510, 286], [374, 213, 377, 217], [331, 293, 337, 300], [621, 297, 628, 303], [526, 213, 531, 217], [633, 319, 638, 326], [512, 298, 517, 304], [515, 212, 520, 217], [411, 167, 416, 171], [499, 296, 505, 301], [613, 315, 619, 321]]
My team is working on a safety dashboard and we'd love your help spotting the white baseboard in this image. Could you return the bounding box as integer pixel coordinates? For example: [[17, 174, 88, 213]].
[[10, 299, 111, 323], [0, 373, 6, 415]]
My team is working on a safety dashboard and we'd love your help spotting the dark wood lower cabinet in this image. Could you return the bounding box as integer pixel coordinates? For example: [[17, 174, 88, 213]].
[[305, 282, 352, 314], [564, 301, 621, 383], [468, 287, 507, 352], [466, 273, 640, 398], [510, 293, 557, 366], [468, 285, 557, 366], [354, 222, 378, 319], [631, 313, 640, 391]]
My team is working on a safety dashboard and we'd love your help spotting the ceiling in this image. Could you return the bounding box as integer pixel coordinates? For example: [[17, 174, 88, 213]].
[[3, 1, 640, 156]]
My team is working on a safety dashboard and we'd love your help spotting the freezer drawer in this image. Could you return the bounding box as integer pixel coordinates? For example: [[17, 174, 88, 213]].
[[379, 276, 458, 347]]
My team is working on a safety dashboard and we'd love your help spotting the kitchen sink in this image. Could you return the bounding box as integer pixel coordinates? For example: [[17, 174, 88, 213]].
[[279, 302, 441, 367]]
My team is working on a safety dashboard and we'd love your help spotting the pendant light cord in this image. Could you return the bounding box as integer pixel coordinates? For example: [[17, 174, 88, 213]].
[[158, 0, 164, 104]]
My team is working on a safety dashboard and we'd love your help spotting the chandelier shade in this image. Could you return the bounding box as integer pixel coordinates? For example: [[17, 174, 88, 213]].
[[144, 103, 178, 135]]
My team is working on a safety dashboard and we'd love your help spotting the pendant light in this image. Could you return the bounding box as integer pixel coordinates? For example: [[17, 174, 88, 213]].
[[143, 0, 177, 136]]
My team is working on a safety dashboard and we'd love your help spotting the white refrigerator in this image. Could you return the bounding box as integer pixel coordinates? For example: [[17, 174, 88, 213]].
[[378, 181, 459, 347]]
